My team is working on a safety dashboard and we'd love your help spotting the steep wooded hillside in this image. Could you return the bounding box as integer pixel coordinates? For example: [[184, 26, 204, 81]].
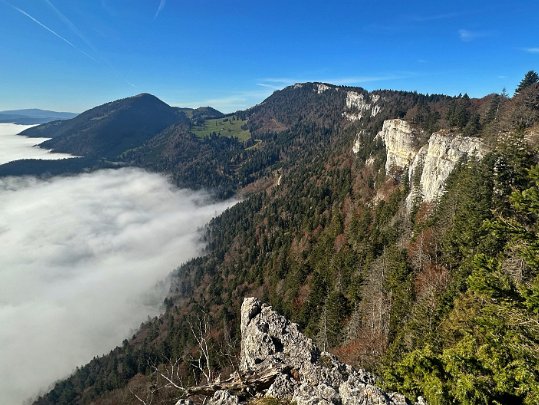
[[34, 78, 539, 405]]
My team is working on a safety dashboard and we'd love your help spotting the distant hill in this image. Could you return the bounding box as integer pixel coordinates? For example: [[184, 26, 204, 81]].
[[3, 96, 238, 193], [176, 106, 224, 124], [0, 109, 76, 124], [21, 93, 188, 158]]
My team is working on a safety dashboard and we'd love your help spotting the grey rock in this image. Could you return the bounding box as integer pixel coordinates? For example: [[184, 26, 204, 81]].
[[175, 400, 194, 405], [240, 297, 415, 405], [181, 298, 421, 404], [207, 390, 240, 405], [264, 373, 296, 399], [293, 382, 340, 404]]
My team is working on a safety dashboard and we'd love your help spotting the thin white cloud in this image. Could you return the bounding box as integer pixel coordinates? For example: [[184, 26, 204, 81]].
[[154, 0, 166, 19], [364, 12, 460, 34], [0, 168, 235, 404], [8, 2, 96, 61], [260, 77, 298, 85], [175, 95, 255, 112], [411, 12, 460, 22], [256, 82, 283, 90], [257, 73, 413, 89], [31, 0, 137, 88], [329, 75, 408, 85], [458, 29, 491, 42], [522, 47, 539, 54], [172, 71, 419, 114], [171, 89, 273, 113], [175, 73, 416, 112]]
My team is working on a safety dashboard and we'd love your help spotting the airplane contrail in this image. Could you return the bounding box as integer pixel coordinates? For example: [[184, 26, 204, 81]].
[[42, 0, 135, 88], [4, 0, 135, 87], [44, 0, 97, 54], [154, 0, 166, 19], [9, 3, 96, 62]]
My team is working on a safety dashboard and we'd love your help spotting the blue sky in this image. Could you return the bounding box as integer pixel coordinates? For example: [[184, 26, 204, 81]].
[[1, 0, 538, 113]]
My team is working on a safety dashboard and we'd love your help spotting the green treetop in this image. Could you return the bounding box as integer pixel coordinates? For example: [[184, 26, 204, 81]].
[[515, 70, 539, 95]]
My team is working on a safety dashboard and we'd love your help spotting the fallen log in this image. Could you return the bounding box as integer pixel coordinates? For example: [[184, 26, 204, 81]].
[[185, 365, 288, 397]]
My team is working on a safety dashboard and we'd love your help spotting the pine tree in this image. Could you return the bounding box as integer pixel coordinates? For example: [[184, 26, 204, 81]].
[[515, 70, 539, 95]]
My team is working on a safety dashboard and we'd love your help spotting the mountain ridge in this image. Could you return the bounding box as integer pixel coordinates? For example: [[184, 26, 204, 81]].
[[31, 76, 539, 405], [0, 108, 76, 124]]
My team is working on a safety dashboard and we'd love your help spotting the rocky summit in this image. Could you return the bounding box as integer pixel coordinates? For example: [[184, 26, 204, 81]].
[[178, 297, 425, 405]]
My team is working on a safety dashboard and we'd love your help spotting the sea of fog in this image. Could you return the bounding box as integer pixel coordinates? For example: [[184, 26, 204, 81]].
[[0, 124, 235, 404], [0, 123, 75, 164]]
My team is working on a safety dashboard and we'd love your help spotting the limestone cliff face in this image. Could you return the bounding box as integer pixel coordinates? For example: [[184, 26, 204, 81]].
[[374, 119, 487, 208], [375, 119, 422, 173], [352, 130, 365, 154], [343, 91, 382, 122], [316, 83, 331, 94], [406, 131, 486, 207]]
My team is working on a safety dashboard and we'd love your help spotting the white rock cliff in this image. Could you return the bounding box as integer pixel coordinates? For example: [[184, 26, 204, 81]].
[[343, 91, 382, 122], [406, 130, 486, 207], [375, 119, 422, 174], [374, 119, 487, 208]]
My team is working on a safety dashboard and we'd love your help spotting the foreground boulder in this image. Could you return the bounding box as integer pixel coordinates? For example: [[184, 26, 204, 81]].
[[180, 297, 422, 404]]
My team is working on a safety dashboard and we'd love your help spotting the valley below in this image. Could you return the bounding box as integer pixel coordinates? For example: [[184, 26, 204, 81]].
[[0, 133, 236, 404], [1, 77, 538, 405]]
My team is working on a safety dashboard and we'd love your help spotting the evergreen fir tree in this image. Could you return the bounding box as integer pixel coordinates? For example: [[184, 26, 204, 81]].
[[515, 70, 539, 95]]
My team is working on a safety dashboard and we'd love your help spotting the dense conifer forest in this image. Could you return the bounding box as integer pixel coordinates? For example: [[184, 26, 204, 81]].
[[32, 74, 539, 405]]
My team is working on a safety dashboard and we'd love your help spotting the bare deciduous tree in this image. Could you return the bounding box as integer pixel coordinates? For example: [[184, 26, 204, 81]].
[[129, 310, 220, 404], [187, 311, 214, 385]]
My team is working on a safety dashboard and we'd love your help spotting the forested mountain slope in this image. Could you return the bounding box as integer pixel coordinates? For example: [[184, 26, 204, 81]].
[[20, 93, 186, 158], [35, 76, 539, 405]]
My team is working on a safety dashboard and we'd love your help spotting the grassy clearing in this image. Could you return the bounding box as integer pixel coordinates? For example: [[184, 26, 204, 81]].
[[192, 116, 251, 141]]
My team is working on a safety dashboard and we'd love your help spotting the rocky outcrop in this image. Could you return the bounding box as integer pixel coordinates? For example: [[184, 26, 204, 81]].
[[375, 119, 422, 174], [343, 91, 382, 122], [316, 83, 331, 94], [406, 130, 486, 207], [352, 130, 365, 154], [185, 297, 420, 405]]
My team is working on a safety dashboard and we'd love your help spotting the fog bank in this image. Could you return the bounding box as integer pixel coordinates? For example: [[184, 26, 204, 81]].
[[0, 168, 235, 404], [0, 123, 75, 164]]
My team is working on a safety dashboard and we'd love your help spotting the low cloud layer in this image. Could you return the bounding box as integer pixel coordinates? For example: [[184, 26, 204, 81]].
[[0, 168, 235, 404], [0, 123, 75, 164]]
